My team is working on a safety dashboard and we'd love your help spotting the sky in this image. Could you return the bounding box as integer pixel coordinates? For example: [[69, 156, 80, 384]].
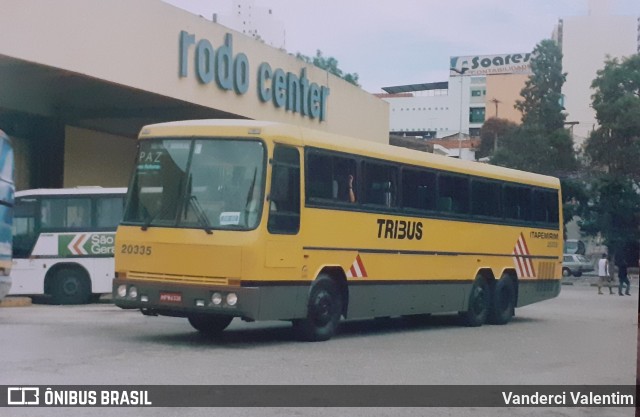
[[162, 0, 640, 93]]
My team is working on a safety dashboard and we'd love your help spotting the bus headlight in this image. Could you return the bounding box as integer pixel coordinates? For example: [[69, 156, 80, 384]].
[[226, 293, 238, 307], [211, 292, 223, 306], [128, 286, 138, 299], [117, 285, 127, 298]]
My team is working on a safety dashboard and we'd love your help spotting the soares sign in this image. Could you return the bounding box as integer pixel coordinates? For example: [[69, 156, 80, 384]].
[[450, 53, 533, 76], [179, 31, 330, 121]]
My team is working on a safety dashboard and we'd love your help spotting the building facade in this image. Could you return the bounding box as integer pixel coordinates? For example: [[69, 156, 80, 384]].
[[379, 52, 532, 159], [553, 0, 639, 146]]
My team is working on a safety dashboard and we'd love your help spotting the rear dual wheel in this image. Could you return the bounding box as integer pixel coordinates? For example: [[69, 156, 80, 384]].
[[460, 275, 490, 327], [461, 274, 516, 327], [488, 275, 516, 325]]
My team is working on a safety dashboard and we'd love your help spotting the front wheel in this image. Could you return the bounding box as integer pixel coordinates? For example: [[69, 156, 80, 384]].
[[293, 275, 342, 342], [50, 268, 91, 305], [188, 314, 233, 336], [562, 268, 572, 277], [460, 275, 490, 327]]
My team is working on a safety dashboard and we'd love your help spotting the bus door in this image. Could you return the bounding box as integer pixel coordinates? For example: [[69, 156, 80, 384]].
[[266, 144, 302, 276]]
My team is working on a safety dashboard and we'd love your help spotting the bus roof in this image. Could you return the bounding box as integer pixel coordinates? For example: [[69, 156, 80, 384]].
[[139, 119, 560, 189], [16, 187, 127, 198]]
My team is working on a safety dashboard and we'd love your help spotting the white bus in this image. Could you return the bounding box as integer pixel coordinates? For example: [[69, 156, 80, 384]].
[[10, 187, 126, 304]]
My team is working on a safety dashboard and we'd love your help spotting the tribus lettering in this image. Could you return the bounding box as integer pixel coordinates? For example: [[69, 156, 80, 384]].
[[376, 219, 423, 240]]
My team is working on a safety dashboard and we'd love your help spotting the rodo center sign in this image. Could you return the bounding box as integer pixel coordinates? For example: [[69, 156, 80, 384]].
[[179, 31, 330, 122]]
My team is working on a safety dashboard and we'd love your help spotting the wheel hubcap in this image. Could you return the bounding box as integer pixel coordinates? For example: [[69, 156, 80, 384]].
[[311, 291, 333, 326], [63, 279, 78, 295]]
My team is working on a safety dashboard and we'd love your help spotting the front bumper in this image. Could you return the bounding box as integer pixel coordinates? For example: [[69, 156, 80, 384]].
[[113, 278, 308, 321]]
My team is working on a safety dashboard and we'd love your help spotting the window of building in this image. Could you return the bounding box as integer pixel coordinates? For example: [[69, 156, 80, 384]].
[[469, 107, 485, 123]]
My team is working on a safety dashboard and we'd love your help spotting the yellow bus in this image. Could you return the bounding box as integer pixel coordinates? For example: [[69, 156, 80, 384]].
[[114, 120, 562, 341]]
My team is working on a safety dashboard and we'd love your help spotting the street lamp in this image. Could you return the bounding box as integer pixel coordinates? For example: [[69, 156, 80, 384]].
[[490, 98, 501, 152], [450, 67, 468, 158], [490, 97, 501, 118], [564, 121, 579, 140]]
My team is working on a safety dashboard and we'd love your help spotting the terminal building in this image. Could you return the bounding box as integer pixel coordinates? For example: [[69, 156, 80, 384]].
[[0, 0, 388, 191]]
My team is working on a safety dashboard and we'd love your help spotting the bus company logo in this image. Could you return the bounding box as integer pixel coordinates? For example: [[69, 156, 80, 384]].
[[67, 234, 90, 255], [346, 254, 368, 278], [7, 387, 40, 405], [58, 233, 115, 256], [512, 233, 536, 278]]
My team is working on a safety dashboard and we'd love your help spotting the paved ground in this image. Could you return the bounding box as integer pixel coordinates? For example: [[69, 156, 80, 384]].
[[0, 279, 637, 417]]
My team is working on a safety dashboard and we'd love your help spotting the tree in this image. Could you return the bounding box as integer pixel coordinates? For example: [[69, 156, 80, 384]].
[[488, 39, 577, 180], [477, 117, 517, 159], [581, 54, 640, 264], [515, 39, 567, 133], [490, 126, 576, 177], [585, 54, 640, 180], [487, 39, 578, 229], [296, 50, 360, 87]]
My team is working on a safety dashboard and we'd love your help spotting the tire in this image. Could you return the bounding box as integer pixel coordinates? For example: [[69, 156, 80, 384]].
[[562, 268, 572, 277], [188, 314, 233, 335], [573, 271, 582, 278], [460, 275, 490, 327], [50, 268, 91, 305], [488, 275, 516, 325], [293, 275, 343, 342]]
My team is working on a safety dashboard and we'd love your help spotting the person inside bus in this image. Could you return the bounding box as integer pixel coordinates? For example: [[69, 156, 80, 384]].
[[335, 174, 356, 203], [347, 174, 356, 203], [69, 205, 88, 228]]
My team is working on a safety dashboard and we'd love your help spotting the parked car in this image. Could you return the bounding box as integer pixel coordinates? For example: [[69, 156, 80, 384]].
[[563, 239, 586, 255], [562, 254, 594, 277]]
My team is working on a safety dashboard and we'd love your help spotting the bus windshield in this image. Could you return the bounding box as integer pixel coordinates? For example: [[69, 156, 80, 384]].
[[124, 138, 266, 231]]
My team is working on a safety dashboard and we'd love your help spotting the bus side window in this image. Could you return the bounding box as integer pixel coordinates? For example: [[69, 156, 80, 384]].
[[363, 162, 397, 208], [67, 199, 92, 228], [96, 196, 125, 228], [402, 169, 436, 212], [504, 185, 532, 221], [41, 198, 91, 229], [268, 145, 300, 234], [437, 174, 469, 214]]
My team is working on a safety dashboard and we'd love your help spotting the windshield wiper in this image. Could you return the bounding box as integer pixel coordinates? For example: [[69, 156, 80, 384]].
[[188, 195, 213, 235], [141, 203, 174, 231]]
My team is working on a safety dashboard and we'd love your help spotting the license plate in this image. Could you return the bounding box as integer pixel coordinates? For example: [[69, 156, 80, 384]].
[[159, 292, 182, 304]]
